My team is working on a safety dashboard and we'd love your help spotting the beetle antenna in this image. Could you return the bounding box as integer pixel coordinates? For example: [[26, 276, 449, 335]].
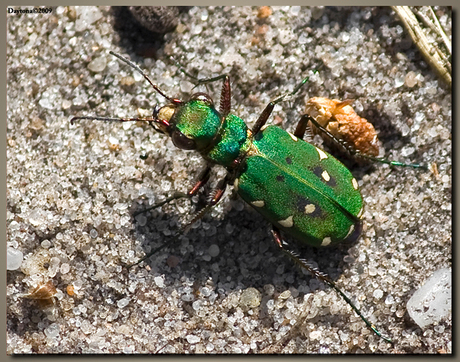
[[109, 51, 183, 105], [70, 115, 153, 125]]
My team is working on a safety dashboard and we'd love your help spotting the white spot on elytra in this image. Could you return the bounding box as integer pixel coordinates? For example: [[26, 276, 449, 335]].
[[278, 216, 294, 228], [357, 207, 364, 219], [288, 132, 298, 142], [233, 178, 239, 191], [304, 204, 316, 214], [321, 237, 332, 246], [260, 124, 269, 131], [352, 178, 359, 190], [345, 224, 355, 239], [316, 147, 328, 160], [251, 200, 265, 208], [321, 170, 330, 182]]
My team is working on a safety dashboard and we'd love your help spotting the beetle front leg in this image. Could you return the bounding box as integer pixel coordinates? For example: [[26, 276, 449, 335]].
[[198, 74, 231, 117], [176, 68, 231, 117], [190, 74, 232, 118], [218, 75, 231, 118]]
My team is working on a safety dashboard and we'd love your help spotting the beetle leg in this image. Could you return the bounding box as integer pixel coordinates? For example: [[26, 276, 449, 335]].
[[298, 114, 426, 169], [252, 76, 313, 136], [270, 225, 393, 344], [197, 74, 231, 117], [293, 114, 312, 139], [133, 191, 189, 217], [251, 96, 281, 136], [217, 75, 231, 118], [210, 173, 231, 205], [129, 173, 230, 268], [188, 165, 212, 196], [172, 64, 231, 117], [133, 165, 213, 217]]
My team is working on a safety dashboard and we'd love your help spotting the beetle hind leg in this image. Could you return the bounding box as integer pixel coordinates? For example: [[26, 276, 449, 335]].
[[270, 225, 393, 344], [294, 114, 426, 170]]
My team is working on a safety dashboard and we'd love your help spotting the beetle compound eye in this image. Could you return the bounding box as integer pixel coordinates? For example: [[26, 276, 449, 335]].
[[191, 92, 214, 106], [171, 130, 196, 150], [158, 105, 175, 122]]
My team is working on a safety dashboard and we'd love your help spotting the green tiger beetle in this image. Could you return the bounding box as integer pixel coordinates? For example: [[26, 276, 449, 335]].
[[71, 51, 426, 344]]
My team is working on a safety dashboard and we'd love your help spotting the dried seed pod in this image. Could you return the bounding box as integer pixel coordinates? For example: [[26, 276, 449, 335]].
[[305, 97, 381, 157]]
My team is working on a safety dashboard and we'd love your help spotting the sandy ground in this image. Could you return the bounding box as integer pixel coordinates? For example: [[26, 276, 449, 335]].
[[7, 6, 451, 354]]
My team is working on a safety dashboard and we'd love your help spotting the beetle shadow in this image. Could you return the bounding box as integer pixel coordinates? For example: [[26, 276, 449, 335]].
[[126, 190, 354, 298], [354, 105, 426, 172]]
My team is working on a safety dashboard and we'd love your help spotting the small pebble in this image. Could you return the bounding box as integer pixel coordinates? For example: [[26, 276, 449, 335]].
[[87, 56, 107, 73], [405, 71, 418, 87], [208, 244, 220, 257], [44, 323, 60, 339], [407, 268, 451, 328], [167, 255, 180, 268], [117, 298, 130, 308], [7, 247, 23, 270], [257, 6, 272, 19], [239, 287, 262, 309]]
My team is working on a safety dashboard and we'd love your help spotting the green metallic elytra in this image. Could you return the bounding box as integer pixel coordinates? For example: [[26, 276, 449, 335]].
[[70, 51, 427, 343], [236, 125, 363, 247]]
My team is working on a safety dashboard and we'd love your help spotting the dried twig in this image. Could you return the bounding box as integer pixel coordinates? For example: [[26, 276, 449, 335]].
[[392, 6, 451, 87]]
